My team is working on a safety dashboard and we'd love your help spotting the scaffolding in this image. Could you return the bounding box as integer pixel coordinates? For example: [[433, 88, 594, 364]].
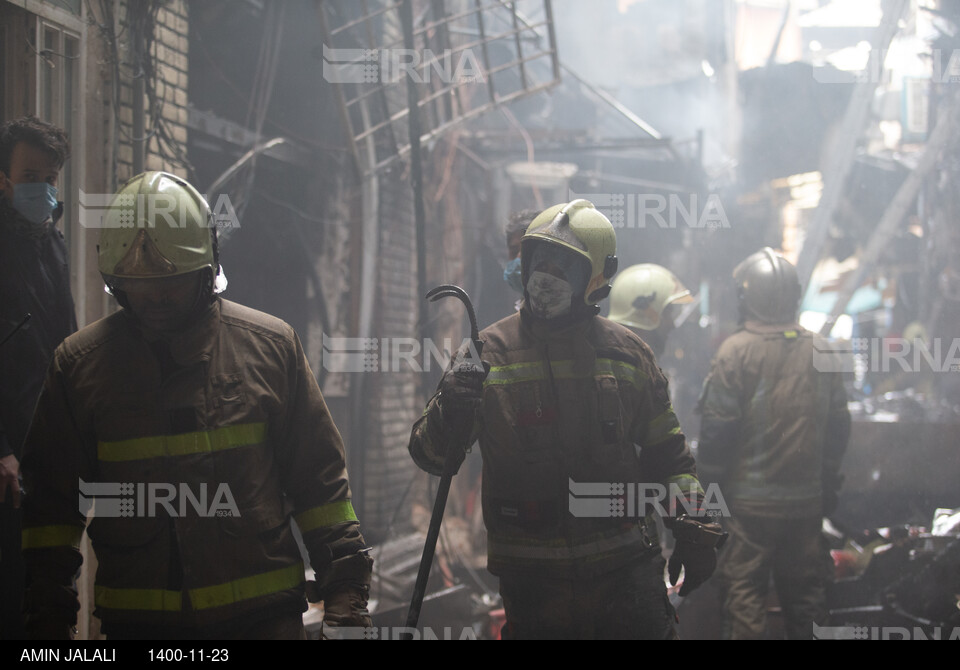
[[319, 0, 561, 175]]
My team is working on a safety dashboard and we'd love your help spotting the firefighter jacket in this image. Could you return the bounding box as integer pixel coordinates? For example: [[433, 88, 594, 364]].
[[20, 298, 369, 630], [697, 321, 851, 519], [409, 309, 704, 579], [0, 197, 76, 460]]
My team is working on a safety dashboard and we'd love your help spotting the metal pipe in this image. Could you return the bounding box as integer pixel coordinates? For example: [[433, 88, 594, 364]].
[[401, 0, 431, 366], [205, 137, 287, 198]]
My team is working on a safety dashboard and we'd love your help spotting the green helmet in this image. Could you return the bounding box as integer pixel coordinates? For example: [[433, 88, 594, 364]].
[[522, 199, 618, 305], [608, 264, 694, 331], [98, 171, 219, 281], [733, 247, 801, 324]]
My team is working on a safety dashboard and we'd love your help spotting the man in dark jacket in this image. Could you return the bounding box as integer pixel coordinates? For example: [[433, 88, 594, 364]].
[[20, 172, 371, 640], [0, 116, 76, 640], [697, 248, 851, 639], [410, 200, 723, 639]]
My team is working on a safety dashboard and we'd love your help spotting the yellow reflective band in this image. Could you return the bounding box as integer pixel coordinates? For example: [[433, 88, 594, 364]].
[[648, 408, 679, 433], [98, 422, 267, 462], [189, 563, 304, 610], [95, 586, 182, 612], [664, 474, 705, 498], [784, 330, 799, 339], [646, 408, 682, 445], [597, 359, 649, 389], [647, 425, 682, 446], [295, 501, 358, 534], [489, 527, 645, 562], [93, 563, 304, 613], [21, 525, 84, 550], [484, 360, 547, 385], [484, 358, 648, 388]]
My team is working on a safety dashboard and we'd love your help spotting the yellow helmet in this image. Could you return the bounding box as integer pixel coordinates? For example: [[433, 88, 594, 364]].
[[97, 172, 219, 281], [522, 199, 618, 304], [608, 264, 694, 330]]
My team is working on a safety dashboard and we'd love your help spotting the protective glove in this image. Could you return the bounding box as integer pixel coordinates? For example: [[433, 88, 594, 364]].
[[22, 584, 79, 640], [438, 359, 489, 424], [667, 516, 726, 596], [322, 583, 372, 630], [24, 618, 75, 641], [436, 358, 489, 474], [668, 540, 717, 597]]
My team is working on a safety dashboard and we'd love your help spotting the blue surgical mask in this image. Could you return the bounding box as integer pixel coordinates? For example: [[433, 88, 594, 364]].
[[503, 256, 523, 293], [12, 182, 58, 225]]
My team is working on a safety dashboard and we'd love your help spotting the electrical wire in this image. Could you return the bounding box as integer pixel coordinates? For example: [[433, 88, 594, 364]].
[[85, 0, 193, 178], [230, 1, 285, 224]]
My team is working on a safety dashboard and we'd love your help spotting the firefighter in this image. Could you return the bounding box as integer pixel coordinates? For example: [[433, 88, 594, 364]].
[[697, 248, 850, 640], [0, 116, 76, 641], [20, 172, 371, 640], [409, 200, 723, 640], [607, 263, 694, 359]]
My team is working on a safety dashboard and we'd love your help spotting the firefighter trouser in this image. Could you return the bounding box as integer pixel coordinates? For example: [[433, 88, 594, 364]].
[[718, 514, 829, 640], [103, 611, 306, 641], [498, 554, 677, 640], [0, 504, 24, 640]]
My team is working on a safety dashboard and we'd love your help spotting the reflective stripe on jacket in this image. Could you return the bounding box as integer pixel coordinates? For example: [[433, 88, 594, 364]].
[[21, 299, 364, 628], [410, 310, 702, 578]]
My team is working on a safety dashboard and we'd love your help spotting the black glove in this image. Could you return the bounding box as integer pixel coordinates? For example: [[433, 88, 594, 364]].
[[438, 359, 489, 426], [667, 516, 726, 596], [668, 540, 717, 597], [435, 359, 488, 474], [22, 580, 80, 640]]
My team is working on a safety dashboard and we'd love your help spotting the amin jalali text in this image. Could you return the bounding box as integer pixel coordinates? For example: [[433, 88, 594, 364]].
[[20, 647, 231, 662], [21, 648, 116, 662]]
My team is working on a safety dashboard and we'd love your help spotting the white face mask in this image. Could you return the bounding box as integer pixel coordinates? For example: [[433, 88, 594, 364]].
[[526, 271, 574, 320]]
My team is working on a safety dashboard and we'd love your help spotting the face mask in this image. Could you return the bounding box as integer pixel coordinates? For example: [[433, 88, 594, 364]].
[[526, 271, 574, 320], [527, 243, 590, 298], [503, 257, 523, 293], [11, 182, 58, 225]]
